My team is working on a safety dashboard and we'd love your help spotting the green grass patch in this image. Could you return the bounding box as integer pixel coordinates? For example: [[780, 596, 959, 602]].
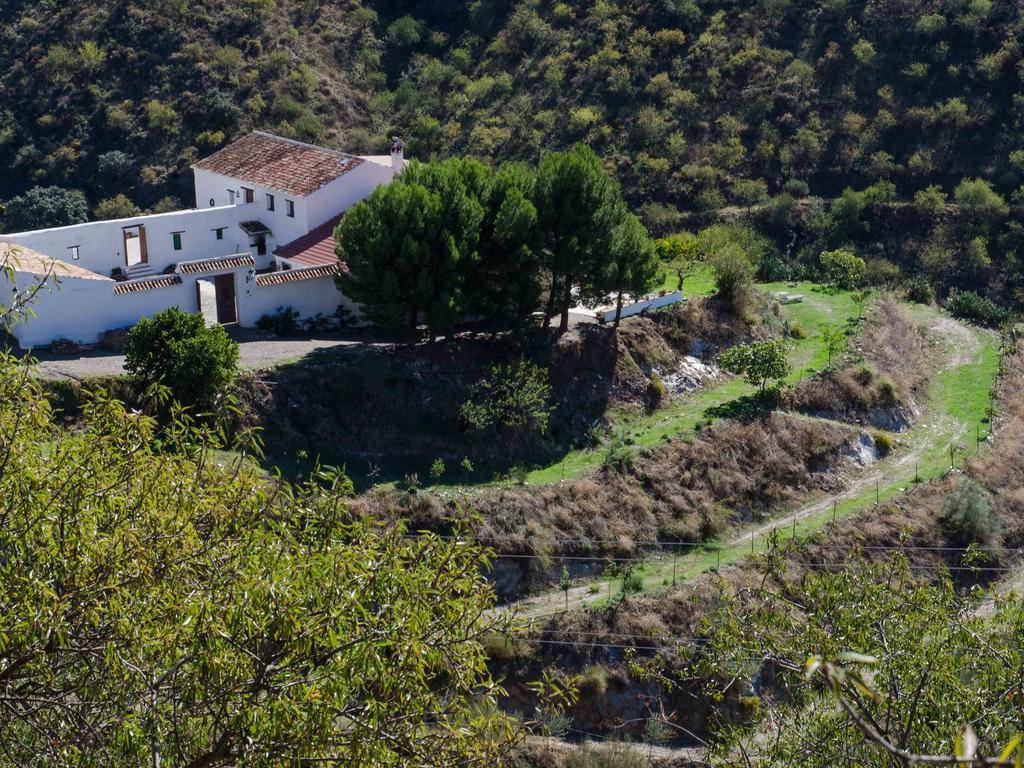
[[524, 281, 861, 485], [514, 311, 1002, 615]]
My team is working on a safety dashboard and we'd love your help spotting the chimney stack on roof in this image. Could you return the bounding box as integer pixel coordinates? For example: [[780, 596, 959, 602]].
[[389, 137, 405, 172]]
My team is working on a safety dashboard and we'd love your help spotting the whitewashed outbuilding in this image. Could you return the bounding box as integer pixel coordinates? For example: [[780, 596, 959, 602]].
[[0, 132, 406, 348]]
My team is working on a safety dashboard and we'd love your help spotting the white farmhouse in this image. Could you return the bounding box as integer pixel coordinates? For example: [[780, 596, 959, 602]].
[[0, 132, 406, 348]]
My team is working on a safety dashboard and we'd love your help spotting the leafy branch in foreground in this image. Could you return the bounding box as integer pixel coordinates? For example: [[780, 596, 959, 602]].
[[0, 349, 515, 767], [688, 550, 1024, 767]]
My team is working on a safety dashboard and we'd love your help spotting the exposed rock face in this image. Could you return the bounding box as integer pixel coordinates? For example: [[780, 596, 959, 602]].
[[657, 355, 720, 396], [865, 403, 918, 433], [842, 432, 879, 467]]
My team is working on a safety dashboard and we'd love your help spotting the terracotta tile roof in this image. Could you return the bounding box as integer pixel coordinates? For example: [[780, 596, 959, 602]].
[[273, 214, 343, 268], [193, 132, 365, 197], [255, 263, 340, 287], [239, 221, 272, 236], [113, 274, 183, 295], [178, 253, 256, 274], [0, 242, 111, 281]]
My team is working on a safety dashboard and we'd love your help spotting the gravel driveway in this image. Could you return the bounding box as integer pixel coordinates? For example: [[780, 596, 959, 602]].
[[25, 328, 390, 380], [23, 312, 597, 381]]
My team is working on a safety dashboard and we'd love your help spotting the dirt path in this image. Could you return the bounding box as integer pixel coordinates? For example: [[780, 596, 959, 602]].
[[505, 312, 992, 622], [524, 735, 705, 766]]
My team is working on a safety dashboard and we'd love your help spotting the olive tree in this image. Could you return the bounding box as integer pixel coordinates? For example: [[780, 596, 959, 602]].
[[692, 555, 1024, 767], [655, 232, 701, 292], [3, 185, 88, 231], [719, 338, 790, 394]]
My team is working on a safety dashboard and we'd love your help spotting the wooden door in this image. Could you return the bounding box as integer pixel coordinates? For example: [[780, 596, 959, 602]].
[[214, 274, 237, 325], [138, 225, 148, 264]]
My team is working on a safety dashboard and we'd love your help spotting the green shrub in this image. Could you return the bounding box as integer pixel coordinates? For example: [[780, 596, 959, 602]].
[[124, 307, 238, 408], [820, 248, 866, 289], [461, 359, 552, 436], [874, 432, 893, 456], [854, 365, 874, 385], [429, 458, 445, 481], [710, 244, 755, 308], [256, 306, 303, 336], [905, 276, 935, 305], [788, 322, 807, 339], [578, 665, 610, 698], [621, 570, 643, 595], [602, 431, 636, 472], [646, 372, 667, 409], [940, 478, 1001, 547], [719, 339, 791, 393], [876, 377, 898, 405], [947, 291, 1007, 328]]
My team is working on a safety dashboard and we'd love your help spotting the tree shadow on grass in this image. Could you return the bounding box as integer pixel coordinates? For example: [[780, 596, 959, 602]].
[[705, 392, 776, 420]]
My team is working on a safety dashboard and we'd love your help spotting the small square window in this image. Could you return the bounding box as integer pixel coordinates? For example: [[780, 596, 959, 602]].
[[68, 245, 80, 261], [172, 232, 183, 251], [242, 187, 254, 204], [286, 199, 295, 218], [267, 193, 275, 212], [214, 227, 225, 241]]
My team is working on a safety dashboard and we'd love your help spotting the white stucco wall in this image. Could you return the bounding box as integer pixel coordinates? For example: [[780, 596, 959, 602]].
[[237, 277, 359, 327], [4, 272, 194, 348], [303, 161, 397, 230], [193, 168, 310, 246], [2, 149, 393, 348], [0, 206, 257, 277]]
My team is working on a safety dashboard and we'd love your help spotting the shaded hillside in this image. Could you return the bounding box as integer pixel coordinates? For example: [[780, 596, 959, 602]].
[[0, 0, 375, 209], [3, 0, 1024, 213]]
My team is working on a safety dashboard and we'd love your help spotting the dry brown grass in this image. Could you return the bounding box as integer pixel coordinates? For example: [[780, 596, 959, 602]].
[[499, 341, 1024, 745], [352, 413, 856, 594], [788, 297, 929, 427]]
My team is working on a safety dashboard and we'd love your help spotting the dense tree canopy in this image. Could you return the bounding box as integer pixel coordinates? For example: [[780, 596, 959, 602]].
[[3, 186, 87, 231], [535, 144, 631, 330], [694, 556, 1024, 767], [337, 148, 656, 336]]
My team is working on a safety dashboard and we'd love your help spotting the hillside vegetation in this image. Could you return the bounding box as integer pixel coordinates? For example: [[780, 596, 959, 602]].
[[4, 1, 1024, 308]]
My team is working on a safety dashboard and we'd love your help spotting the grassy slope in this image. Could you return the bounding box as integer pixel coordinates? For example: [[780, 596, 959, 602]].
[[509, 301, 1001, 618], [524, 278, 857, 485]]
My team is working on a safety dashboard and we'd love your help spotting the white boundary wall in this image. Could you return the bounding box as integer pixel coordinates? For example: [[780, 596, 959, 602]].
[[598, 291, 684, 324]]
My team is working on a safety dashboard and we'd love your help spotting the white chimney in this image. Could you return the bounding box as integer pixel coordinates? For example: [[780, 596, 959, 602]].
[[389, 137, 405, 172]]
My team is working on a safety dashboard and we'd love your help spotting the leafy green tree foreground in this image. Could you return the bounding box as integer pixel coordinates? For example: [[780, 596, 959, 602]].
[[0, 352, 512, 766]]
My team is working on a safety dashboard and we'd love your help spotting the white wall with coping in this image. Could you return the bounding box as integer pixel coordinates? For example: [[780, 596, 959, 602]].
[[238, 277, 355, 328], [4, 267, 358, 348], [5, 271, 193, 348], [0, 206, 257, 278]]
